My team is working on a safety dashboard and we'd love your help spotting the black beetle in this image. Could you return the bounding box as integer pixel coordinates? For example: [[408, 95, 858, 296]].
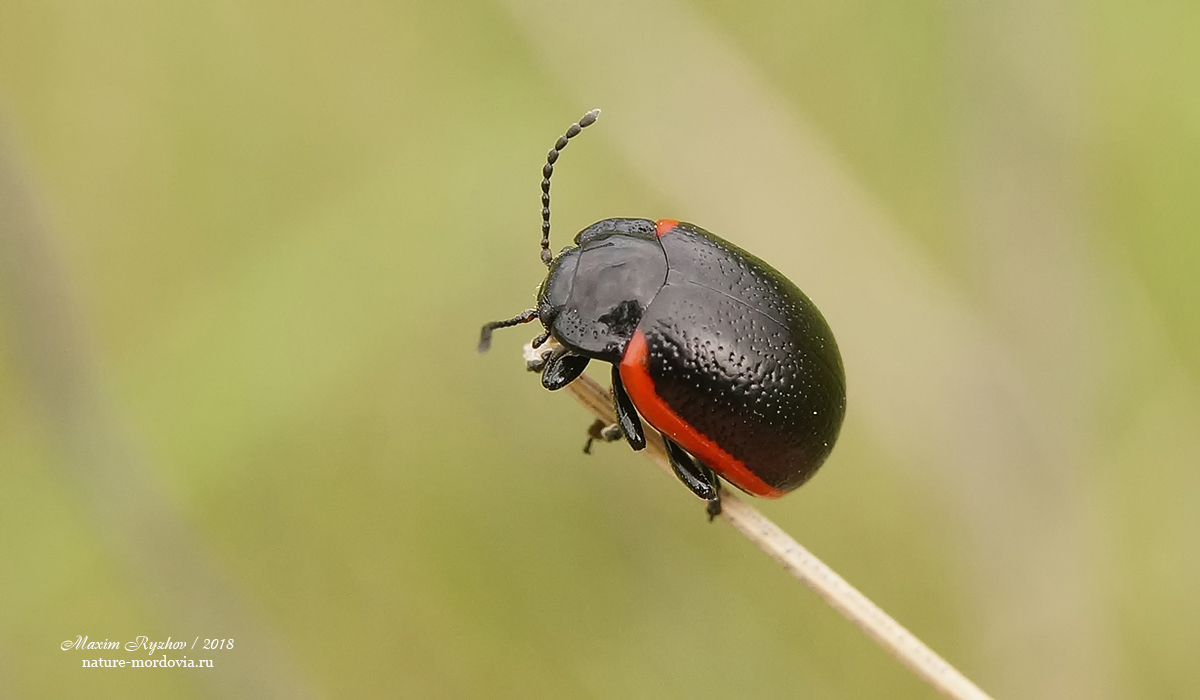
[[480, 109, 846, 517]]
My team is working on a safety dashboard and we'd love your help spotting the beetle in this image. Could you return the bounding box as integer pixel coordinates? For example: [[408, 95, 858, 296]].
[[479, 109, 846, 518]]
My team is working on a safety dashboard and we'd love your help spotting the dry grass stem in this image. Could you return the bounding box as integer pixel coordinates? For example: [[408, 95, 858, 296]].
[[524, 343, 994, 700]]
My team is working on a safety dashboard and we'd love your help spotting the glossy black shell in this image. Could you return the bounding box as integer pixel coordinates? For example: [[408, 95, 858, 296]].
[[540, 218, 846, 492]]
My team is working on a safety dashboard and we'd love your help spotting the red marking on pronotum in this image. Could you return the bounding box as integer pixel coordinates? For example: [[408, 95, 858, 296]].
[[619, 330, 785, 498], [654, 219, 679, 237]]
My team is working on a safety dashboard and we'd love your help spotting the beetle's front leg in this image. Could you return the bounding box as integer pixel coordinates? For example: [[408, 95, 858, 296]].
[[541, 347, 591, 390]]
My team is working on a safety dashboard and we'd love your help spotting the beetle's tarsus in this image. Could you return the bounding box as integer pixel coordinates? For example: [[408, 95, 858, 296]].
[[583, 419, 622, 454], [705, 476, 723, 521], [706, 495, 723, 521]]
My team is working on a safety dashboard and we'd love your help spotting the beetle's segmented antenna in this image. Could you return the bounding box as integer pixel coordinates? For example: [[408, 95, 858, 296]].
[[541, 108, 601, 267], [478, 309, 538, 352]]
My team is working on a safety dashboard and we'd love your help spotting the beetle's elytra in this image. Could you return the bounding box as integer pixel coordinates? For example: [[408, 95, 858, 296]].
[[480, 110, 846, 518]]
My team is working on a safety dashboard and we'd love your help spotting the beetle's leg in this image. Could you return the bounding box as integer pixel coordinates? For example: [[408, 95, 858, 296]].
[[662, 436, 722, 519], [583, 419, 623, 454], [610, 366, 646, 450], [541, 349, 590, 390], [662, 436, 717, 499], [479, 309, 538, 352]]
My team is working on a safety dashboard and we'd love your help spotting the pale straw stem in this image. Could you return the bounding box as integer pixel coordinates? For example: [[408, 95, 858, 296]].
[[524, 342, 995, 700]]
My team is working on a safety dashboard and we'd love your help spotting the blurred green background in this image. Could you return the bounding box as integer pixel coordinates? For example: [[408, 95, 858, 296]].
[[1, 0, 1198, 697]]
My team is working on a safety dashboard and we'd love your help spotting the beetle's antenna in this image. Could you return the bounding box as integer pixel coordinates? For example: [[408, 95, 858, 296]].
[[541, 109, 601, 267], [479, 309, 538, 352]]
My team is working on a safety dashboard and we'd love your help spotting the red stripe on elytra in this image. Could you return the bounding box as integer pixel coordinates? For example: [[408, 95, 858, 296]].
[[619, 330, 784, 498], [654, 219, 679, 237]]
